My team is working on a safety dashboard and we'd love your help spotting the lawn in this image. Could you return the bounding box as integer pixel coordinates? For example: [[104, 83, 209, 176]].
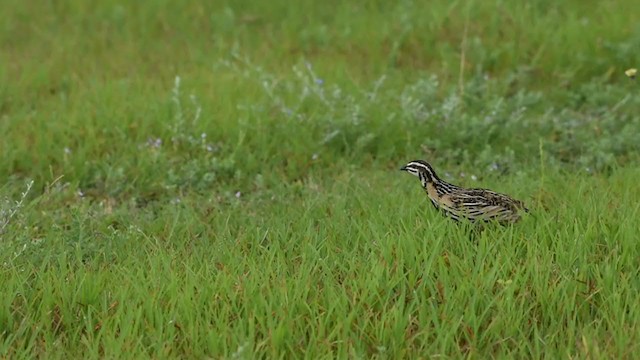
[[1, 0, 639, 358]]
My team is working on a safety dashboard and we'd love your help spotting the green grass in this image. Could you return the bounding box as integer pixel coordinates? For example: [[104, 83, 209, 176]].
[[1, 0, 640, 358]]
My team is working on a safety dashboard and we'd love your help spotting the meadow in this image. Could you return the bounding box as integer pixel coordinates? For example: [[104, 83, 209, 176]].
[[1, 0, 639, 358]]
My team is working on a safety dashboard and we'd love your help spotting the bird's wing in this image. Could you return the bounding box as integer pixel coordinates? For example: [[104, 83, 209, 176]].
[[450, 190, 524, 222]]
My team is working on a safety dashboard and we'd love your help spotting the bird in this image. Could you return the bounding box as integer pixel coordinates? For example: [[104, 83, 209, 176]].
[[400, 160, 528, 224]]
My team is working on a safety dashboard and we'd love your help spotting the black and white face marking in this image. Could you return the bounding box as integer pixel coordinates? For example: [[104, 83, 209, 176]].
[[400, 160, 438, 186], [400, 163, 421, 177]]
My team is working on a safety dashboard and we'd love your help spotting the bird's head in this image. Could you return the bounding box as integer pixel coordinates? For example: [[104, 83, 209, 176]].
[[400, 160, 439, 186]]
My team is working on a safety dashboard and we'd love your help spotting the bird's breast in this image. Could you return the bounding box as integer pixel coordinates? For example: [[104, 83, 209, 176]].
[[424, 183, 455, 208]]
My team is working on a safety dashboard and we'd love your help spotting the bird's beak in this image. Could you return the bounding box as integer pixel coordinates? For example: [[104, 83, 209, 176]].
[[400, 166, 407, 171]]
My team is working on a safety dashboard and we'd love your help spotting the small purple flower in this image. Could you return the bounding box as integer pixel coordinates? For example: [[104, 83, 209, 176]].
[[315, 78, 324, 86]]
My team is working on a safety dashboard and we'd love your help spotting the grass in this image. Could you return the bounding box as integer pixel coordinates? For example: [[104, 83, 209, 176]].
[[1, 0, 640, 358]]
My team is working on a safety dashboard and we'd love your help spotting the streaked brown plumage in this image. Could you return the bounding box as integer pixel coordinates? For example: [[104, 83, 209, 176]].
[[400, 160, 528, 224]]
